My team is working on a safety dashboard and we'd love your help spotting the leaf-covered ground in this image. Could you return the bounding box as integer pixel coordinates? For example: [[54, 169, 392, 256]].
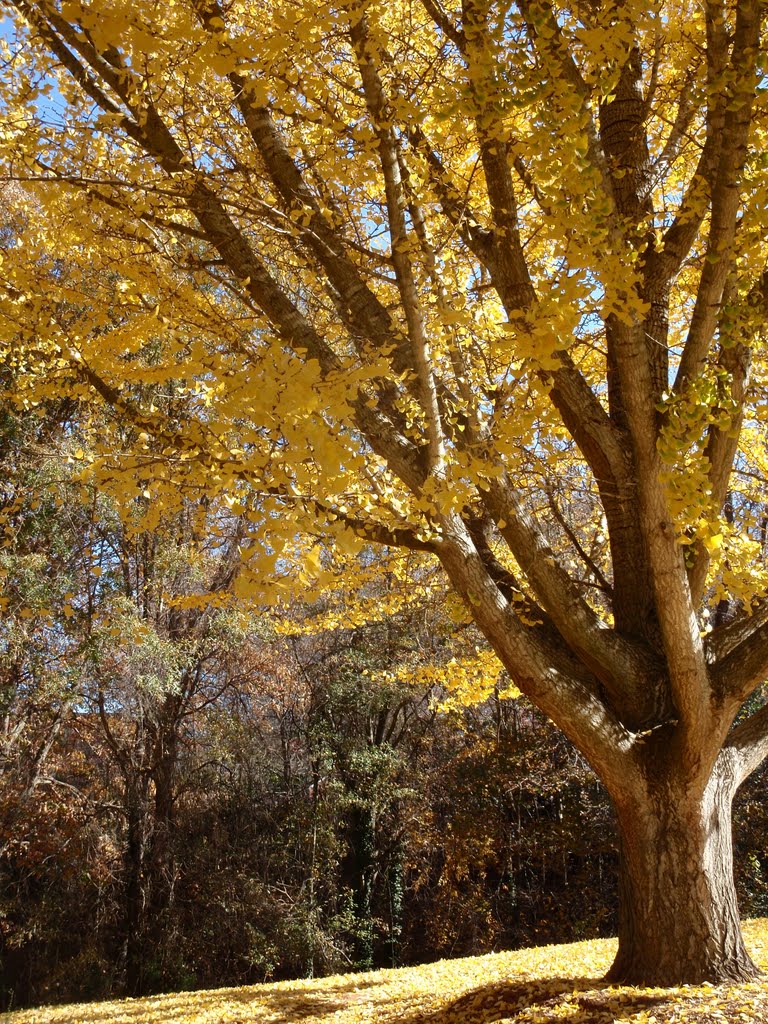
[[9, 919, 768, 1024]]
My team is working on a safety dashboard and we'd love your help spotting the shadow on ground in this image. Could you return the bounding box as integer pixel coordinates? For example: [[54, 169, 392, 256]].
[[18, 973, 388, 1024], [17, 969, 764, 1024], [398, 976, 670, 1024]]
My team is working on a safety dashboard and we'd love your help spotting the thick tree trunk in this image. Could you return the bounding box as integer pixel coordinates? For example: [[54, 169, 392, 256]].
[[607, 763, 760, 985]]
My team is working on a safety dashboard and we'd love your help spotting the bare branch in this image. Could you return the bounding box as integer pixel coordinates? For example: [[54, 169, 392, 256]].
[[546, 486, 613, 596]]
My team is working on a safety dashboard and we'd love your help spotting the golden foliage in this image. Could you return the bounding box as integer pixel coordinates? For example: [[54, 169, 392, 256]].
[[9, 919, 768, 1024]]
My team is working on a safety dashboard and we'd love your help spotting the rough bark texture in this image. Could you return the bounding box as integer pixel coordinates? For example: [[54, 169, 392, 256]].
[[608, 763, 760, 984]]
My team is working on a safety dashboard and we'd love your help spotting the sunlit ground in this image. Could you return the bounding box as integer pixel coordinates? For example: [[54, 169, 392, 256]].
[[7, 919, 768, 1024]]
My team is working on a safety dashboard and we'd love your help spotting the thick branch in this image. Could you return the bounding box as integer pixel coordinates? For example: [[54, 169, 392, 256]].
[[707, 598, 768, 666], [723, 701, 768, 788], [517, 0, 621, 232], [687, 336, 753, 603], [350, 9, 445, 471], [311, 500, 438, 554], [673, 0, 761, 392], [483, 472, 659, 723], [710, 614, 768, 708], [437, 515, 641, 792], [462, 0, 535, 312], [408, 123, 630, 502], [647, 10, 726, 289], [611, 315, 711, 754]]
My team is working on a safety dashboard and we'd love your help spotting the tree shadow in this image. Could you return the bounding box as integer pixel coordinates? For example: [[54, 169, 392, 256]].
[[26, 974, 389, 1024], [9, 973, 690, 1024], [396, 976, 670, 1024]]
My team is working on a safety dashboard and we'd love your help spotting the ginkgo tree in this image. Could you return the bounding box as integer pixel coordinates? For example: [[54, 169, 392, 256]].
[[1, 0, 768, 986]]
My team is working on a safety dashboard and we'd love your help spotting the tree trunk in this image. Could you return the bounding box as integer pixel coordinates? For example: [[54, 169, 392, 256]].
[[343, 803, 376, 971], [122, 801, 147, 996], [607, 761, 760, 985]]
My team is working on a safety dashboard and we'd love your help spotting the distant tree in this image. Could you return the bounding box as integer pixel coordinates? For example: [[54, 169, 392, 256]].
[[0, 400, 83, 832], [77, 500, 245, 993]]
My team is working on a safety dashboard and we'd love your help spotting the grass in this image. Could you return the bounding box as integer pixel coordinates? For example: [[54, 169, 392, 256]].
[[7, 919, 768, 1024]]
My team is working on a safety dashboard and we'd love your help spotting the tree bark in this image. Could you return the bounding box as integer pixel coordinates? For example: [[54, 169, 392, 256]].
[[342, 803, 377, 971], [607, 761, 760, 985], [122, 798, 148, 996]]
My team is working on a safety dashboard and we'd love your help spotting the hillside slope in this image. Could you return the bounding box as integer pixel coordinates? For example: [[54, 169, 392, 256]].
[[7, 919, 768, 1024]]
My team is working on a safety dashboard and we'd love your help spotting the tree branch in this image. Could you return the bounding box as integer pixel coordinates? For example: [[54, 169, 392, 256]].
[[419, 0, 466, 53], [546, 486, 613, 596], [611, 312, 711, 757], [710, 609, 768, 708], [723, 700, 768, 788], [349, 7, 446, 472], [673, 0, 761, 393], [483, 472, 661, 724], [706, 597, 768, 664], [437, 516, 642, 793], [309, 499, 438, 554], [408, 119, 631, 503]]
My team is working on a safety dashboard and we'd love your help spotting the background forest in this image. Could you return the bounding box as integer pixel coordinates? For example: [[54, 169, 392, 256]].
[[2, 402, 768, 1013]]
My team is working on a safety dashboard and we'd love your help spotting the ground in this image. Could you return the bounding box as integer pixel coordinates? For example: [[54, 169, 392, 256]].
[[7, 919, 768, 1024]]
